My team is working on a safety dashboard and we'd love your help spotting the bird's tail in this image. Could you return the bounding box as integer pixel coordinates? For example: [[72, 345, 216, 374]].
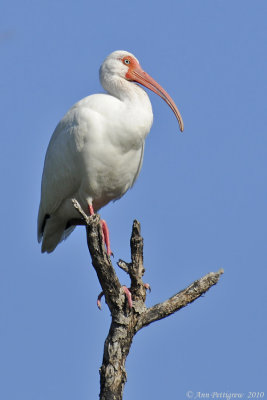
[[40, 216, 75, 253]]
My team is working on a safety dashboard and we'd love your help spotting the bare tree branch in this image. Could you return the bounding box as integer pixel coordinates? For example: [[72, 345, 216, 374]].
[[136, 269, 224, 331], [72, 199, 224, 400]]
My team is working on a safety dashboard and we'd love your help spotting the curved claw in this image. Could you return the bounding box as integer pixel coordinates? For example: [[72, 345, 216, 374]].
[[97, 286, 133, 310], [122, 286, 133, 309], [97, 291, 104, 310], [144, 283, 151, 292]]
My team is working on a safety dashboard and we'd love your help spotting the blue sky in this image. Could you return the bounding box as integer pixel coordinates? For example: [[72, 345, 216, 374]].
[[1, 0, 266, 399]]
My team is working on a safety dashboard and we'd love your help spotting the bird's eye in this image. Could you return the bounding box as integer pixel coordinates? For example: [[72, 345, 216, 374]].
[[124, 59, 130, 65]]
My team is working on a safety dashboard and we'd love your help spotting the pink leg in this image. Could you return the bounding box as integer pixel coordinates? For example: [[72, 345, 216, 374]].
[[122, 286, 133, 309], [88, 204, 94, 215], [88, 204, 113, 256], [101, 220, 113, 256]]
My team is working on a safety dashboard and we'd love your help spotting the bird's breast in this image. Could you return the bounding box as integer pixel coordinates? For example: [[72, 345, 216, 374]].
[[60, 93, 153, 210], [79, 131, 145, 210]]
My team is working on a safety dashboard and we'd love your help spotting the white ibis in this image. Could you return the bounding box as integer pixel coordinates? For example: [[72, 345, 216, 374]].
[[37, 50, 184, 255]]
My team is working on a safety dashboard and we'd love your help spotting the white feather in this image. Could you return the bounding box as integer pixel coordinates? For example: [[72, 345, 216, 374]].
[[38, 50, 153, 253]]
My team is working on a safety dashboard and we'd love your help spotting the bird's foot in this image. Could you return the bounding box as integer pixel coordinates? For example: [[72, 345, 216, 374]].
[[97, 291, 104, 310], [101, 219, 113, 256], [144, 283, 151, 292], [97, 284, 149, 310], [97, 286, 132, 310], [122, 286, 133, 309], [121, 284, 149, 308]]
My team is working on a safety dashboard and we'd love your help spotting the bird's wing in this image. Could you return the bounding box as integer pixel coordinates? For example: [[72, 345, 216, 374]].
[[37, 94, 119, 241], [37, 113, 82, 240], [131, 141, 145, 188]]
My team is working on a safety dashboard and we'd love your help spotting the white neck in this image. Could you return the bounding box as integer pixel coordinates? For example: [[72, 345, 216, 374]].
[[99, 71, 153, 139], [101, 73, 148, 102]]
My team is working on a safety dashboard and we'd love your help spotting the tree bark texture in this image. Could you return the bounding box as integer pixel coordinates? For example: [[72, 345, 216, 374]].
[[72, 199, 224, 400]]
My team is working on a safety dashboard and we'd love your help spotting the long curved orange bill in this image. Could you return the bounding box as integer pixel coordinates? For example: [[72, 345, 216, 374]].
[[127, 65, 184, 132]]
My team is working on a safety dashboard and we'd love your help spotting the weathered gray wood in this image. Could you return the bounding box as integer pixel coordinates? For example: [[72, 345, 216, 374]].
[[136, 269, 224, 331], [72, 199, 224, 400]]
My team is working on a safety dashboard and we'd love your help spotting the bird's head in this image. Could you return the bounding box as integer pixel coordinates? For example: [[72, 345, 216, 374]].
[[100, 50, 184, 132]]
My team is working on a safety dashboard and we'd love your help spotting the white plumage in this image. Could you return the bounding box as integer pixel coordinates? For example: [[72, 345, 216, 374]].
[[38, 50, 183, 253]]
